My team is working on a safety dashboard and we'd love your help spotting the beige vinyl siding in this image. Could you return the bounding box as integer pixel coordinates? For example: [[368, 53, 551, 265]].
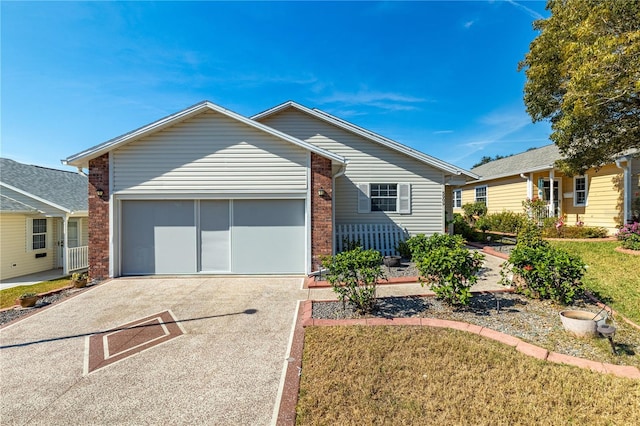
[[259, 109, 445, 236], [112, 110, 308, 194], [0, 214, 56, 280], [584, 165, 622, 232], [632, 156, 640, 199]]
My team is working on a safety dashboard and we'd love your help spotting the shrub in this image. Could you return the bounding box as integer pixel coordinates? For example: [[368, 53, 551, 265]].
[[451, 213, 477, 241], [414, 234, 484, 306], [618, 222, 640, 250], [407, 233, 462, 261], [322, 247, 385, 313], [501, 221, 586, 305], [341, 237, 362, 251], [541, 217, 609, 239], [395, 240, 411, 259], [462, 201, 487, 224], [481, 211, 528, 234]]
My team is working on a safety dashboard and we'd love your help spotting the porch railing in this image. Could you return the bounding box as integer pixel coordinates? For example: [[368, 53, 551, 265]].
[[335, 224, 408, 256], [68, 246, 89, 272]]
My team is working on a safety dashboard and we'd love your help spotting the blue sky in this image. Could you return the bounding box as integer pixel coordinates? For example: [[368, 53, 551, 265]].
[[2, 0, 551, 171]]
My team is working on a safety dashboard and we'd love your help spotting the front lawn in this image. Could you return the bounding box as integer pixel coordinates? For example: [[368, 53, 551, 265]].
[[297, 326, 640, 425], [550, 241, 640, 324], [0, 277, 72, 309]]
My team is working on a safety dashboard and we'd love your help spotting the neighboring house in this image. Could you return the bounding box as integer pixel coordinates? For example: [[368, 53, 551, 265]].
[[451, 144, 640, 234], [0, 158, 89, 281], [63, 100, 476, 279]]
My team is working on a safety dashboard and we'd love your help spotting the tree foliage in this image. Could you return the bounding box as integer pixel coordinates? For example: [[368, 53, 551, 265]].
[[471, 154, 513, 169], [519, 0, 640, 175]]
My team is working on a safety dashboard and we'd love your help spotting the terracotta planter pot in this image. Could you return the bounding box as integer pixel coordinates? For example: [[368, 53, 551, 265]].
[[18, 296, 38, 308], [73, 279, 88, 288]]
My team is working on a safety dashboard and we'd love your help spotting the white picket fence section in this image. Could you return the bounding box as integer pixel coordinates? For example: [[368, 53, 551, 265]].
[[68, 246, 89, 272], [335, 224, 408, 256]]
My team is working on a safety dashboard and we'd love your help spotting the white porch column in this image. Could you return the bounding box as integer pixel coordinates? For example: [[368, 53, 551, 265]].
[[549, 170, 555, 217], [527, 173, 533, 200], [62, 215, 69, 275]]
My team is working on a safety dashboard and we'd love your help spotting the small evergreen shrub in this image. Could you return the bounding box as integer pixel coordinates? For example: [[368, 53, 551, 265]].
[[462, 201, 487, 224], [618, 222, 640, 250], [482, 211, 528, 234], [414, 234, 484, 306], [407, 233, 462, 261], [451, 213, 477, 241], [395, 240, 412, 259], [501, 220, 586, 305], [322, 247, 385, 313]]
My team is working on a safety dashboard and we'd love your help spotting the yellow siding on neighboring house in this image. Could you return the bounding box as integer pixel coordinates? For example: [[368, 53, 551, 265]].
[[485, 176, 528, 214], [452, 177, 527, 214], [581, 165, 622, 233], [0, 214, 56, 280]]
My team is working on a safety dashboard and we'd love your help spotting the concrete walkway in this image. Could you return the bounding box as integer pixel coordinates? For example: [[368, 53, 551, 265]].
[[0, 269, 69, 290]]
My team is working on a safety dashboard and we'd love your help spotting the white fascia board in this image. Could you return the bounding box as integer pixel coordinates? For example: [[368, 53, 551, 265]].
[[64, 100, 346, 168], [0, 182, 70, 214], [253, 101, 475, 178], [471, 165, 554, 184]]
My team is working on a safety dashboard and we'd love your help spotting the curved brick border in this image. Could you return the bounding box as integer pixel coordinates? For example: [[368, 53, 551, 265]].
[[615, 246, 640, 256], [298, 300, 639, 379]]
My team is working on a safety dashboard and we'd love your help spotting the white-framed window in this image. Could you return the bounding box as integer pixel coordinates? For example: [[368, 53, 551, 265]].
[[32, 218, 47, 250], [474, 186, 487, 205], [453, 190, 462, 208], [357, 183, 411, 214], [574, 175, 588, 206]]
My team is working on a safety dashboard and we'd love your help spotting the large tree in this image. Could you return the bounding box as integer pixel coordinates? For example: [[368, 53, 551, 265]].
[[519, 0, 640, 175]]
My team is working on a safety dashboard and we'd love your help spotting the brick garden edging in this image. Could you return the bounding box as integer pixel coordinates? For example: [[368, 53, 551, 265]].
[[299, 300, 640, 380]]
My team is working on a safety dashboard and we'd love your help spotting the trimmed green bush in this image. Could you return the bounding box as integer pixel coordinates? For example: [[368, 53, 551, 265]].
[[501, 220, 586, 305], [414, 234, 484, 306], [322, 247, 385, 313], [481, 211, 529, 234], [618, 222, 640, 250], [451, 213, 477, 241]]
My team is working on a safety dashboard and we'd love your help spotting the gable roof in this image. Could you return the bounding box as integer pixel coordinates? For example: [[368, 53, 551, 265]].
[[0, 158, 88, 213], [252, 101, 478, 179], [64, 101, 347, 168], [470, 144, 561, 182]]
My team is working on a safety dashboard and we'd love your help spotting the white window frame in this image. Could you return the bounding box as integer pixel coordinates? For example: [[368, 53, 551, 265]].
[[453, 189, 462, 209], [474, 185, 487, 205], [357, 183, 411, 214], [573, 175, 588, 207], [26, 217, 49, 252]]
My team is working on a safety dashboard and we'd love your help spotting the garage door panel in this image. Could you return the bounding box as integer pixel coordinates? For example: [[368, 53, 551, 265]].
[[232, 200, 305, 274], [201, 200, 230, 272], [122, 201, 196, 275]]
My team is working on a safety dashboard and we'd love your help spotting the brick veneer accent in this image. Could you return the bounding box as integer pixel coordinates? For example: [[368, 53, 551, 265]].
[[88, 154, 110, 280], [310, 153, 333, 271]]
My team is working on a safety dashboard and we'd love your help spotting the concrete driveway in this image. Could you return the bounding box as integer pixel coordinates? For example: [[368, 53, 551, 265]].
[[0, 277, 308, 425]]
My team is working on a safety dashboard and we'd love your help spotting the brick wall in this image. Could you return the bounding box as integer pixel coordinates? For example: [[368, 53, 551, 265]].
[[88, 154, 110, 280], [310, 153, 333, 271]]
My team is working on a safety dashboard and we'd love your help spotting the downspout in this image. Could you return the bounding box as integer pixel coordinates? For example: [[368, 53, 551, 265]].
[[520, 173, 532, 200], [615, 157, 630, 224]]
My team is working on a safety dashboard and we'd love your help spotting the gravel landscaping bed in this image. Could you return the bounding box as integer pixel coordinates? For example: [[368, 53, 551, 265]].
[[0, 288, 79, 326], [312, 293, 640, 368]]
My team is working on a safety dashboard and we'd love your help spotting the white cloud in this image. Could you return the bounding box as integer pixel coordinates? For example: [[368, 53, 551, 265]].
[[316, 89, 429, 112], [433, 130, 454, 135], [505, 0, 544, 20], [464, 20, 475, 29]]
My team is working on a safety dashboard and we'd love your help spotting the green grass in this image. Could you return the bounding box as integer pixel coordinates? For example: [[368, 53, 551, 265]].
[[0, 277, 72, 309], [297, 326, 640, 425], [550, 240, 640, 324]]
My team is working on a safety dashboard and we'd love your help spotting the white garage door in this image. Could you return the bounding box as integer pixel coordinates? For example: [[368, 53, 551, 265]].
[[121, 199, 305, 275]]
